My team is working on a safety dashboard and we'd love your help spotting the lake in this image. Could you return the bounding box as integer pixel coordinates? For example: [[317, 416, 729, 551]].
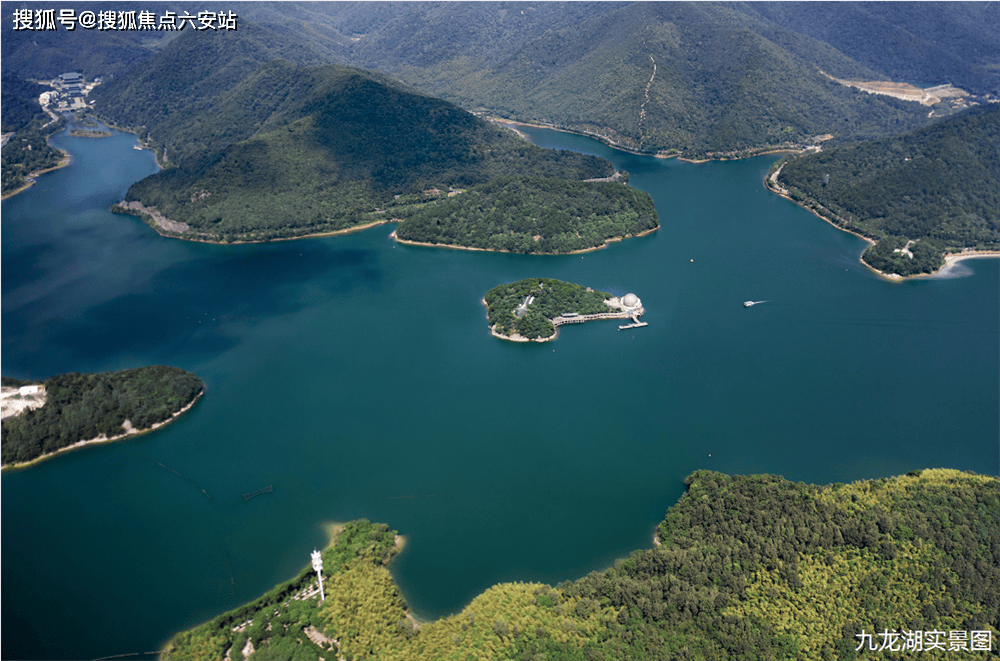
[[2, 121, 996, 660]]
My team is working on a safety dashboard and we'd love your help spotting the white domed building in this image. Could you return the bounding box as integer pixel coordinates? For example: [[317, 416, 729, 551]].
[[609, 292, 647, 330], [622, 293, 641, 311], [622, 293, 643, 316]]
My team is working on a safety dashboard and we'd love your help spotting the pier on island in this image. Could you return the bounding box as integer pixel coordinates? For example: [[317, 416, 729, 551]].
[[550, 292, 647, 331]]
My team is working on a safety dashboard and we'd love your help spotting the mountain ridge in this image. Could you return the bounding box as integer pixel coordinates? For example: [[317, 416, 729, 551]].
[[93, 28, 659, 245]]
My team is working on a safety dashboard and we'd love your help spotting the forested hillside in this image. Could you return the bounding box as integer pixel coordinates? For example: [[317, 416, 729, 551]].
[[564, 468, 1000, 660], [88, 23, 340, 167], [2, 76, 50, 133], [161, 469, 1000, 660], [776, 103, 999, 276], [332, 2, 934, 157], [0, 1, 178, 81], [395, 176, 658, 254], [741, 2, 1000, 97], [9, 3, 997, 161], [1, 74, 66, 196], [1, 366, 204, 466], [93, 28, 639, 244]]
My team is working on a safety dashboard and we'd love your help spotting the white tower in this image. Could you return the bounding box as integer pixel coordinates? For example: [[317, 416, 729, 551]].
[[311, 549, 325, 601]]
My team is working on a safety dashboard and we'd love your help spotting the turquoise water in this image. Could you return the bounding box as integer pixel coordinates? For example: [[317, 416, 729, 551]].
[[2, 122, 997, 660]]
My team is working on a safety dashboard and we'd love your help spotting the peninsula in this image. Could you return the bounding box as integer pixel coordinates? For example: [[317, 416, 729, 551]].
[[160, 519, 404, 661], [484, 278, 645, 342], [91, 34, 623, 245], [1, 366, 204, 470], [769, 104, 998, 278], [160, 469, 999, 661]]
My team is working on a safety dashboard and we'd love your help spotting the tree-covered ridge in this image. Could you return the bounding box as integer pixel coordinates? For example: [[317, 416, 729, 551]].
[[335, 1, 939, 158], [1, 366, 204, 466], [89, 25, 356, 169], [160, 469, 999, 660], [10, 4, 997, 162], [740, 3, 1000, 97], [485, 278, 614, 341], [775, 104, 999, 276], [395, 176, 658, 254], [92, 32, 616, 243], [0, 2, 180, 82]]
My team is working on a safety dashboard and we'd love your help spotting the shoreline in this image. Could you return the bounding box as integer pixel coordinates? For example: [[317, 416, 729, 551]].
[[490, 115, 670, 157], [89, 117, 172, 169], [481, 297, 554, 342], [482, 297, 638, 343], [1, 147, 71, 200], [482, 297, 559, 342], [679, 148, 801, 164], [163, 520, 413, 656], [68, 130, 112, 138], [488, 114, 807, 162], [489, 116, 660, 157], [762, 168, 1000, 281], [1, 388, 205, 473], [918, 250, 1000, 278], [490, 324, 559, 343], [390, 226, 658, 255], [118, 202, 399, 244]]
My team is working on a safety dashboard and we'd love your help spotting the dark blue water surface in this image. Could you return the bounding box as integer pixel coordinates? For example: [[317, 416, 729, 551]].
[[2, 122, 997, 660]]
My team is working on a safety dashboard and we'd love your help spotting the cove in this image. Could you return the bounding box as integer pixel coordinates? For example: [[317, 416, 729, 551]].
[[2, 120, 997, 661]]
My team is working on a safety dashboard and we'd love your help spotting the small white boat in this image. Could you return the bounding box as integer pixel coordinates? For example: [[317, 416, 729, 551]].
[[744, 300, 766, 307]]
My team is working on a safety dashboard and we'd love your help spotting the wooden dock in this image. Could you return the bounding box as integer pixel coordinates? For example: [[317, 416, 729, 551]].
[[619, 321, 649, 330], [243, 485, 273, 501], [552, 311, 630, 326]]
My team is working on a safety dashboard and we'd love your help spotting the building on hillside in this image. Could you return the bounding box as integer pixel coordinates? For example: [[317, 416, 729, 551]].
[[58, 72, 85, 97]]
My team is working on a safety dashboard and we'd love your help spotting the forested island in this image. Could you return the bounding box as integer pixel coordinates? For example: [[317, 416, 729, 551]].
[[68, 129, 112, 138], [484, 278, 642, 341], [394, 176, 658, 254], [1, 366, 204, 468], [161, 469, 999, 661], [772, 104, 999, 277]]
